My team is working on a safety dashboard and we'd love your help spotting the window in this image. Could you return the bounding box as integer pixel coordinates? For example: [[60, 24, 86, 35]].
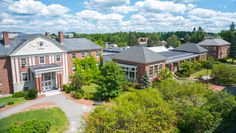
[[20, 58, 27, 66], [119, 64, 137, 81], [88, 52, 91, 57], [154, 65, 158, 76], [72, 53, 76, 59], [22, 72, 28, 81], [39, 56, 45, 64], [159, 64, 163, 71], [96, 50, 99, 57], [72, 65, 76, 73], [149, 66, 153, 77], [81, 52, 86, 58], [56, 54, 61, 62]]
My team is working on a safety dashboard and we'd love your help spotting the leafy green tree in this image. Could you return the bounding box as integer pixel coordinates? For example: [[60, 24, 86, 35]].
[[109, 35, 121, 44], [229, 33, 236, 62], [96, 62, 124, 100], [128, 32, 138, 46], [190, 27, 206, 43], [159, 68, 173, 80], [95, 39, 105, 47], [86, 89, 177, 132], [167, 34, 181, 47], [71, 73, 84, 89], [180, 61, 195, 77], [184, 33, 191, 43], [147, 35, 160, 46], [141, 72, 150, 88]]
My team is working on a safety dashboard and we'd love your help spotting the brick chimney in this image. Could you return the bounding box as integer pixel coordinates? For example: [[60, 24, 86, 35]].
[[45, 32, 50, 37], [2, 31, 9, 46], [58, 31, 64, 43]]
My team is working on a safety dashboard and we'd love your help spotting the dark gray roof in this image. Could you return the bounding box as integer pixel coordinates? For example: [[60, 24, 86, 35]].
[[30, 64, 61, 73], [159, 51, 200, 63], [198, 38, 230, 46], [111, 46, 166, 64], [63, 38, 101, 52], [173, 42, 208, 54]]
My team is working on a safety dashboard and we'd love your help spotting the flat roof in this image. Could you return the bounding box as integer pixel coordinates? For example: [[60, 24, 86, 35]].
[[30, 64, 62, 73]]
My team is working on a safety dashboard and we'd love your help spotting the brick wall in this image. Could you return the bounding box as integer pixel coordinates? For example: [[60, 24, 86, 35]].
[[0, 57, 13, 94]]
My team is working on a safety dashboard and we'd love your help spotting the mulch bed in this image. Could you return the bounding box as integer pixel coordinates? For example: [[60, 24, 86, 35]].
[[209, 84, 225, 91], [62, 92, 94, 107]]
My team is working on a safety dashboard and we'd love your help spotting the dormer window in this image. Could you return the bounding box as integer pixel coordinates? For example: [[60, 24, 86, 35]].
[[20, 58, 27, 67]]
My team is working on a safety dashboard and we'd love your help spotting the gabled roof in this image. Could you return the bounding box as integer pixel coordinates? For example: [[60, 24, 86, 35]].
[[111, 46, 166, 64], [173, 42, 208, 54], [63, 38, 101, 52], [198, 38, 230, 46]]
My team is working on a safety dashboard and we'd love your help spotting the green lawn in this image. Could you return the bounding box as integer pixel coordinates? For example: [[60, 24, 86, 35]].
[[190, 69, 212, 79], [0, 96, 26, 106], [0, 107, 69, 133], [227, 58, 236, 63]]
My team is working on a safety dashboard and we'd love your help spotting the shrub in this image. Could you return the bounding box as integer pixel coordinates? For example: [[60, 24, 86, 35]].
[[62, 84, 68, 91], [7, 101, 14, 105], [84, 93, 94, 100], [70, 91, 77, 99], [76, 89, 84, 99], [64, 84, 74, 93], [24, 89, 37, 100], [12, 91, 27, 98], [6, 120, 51, 133]]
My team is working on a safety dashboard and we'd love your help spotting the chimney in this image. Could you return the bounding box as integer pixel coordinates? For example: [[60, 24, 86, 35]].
[[58, 31, 64, 43], [2, 31, 9, 46], [45, 32, 50, 37]]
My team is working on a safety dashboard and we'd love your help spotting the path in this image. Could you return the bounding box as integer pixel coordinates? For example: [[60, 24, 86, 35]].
[[0, 92, 93, 133]]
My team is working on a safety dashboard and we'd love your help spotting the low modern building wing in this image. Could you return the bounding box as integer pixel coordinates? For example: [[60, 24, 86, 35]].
[[198, 38, 230, 59], [0, 31, 101, 94], [111, 43, 208, 83]]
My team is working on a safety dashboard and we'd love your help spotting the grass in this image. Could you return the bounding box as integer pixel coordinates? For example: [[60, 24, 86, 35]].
[[0, 107, 69, 133], [227, 58, 236, 63], [82, 83, 98, 94], [0, 96, 26, 106], [190, 69, 212, 79]]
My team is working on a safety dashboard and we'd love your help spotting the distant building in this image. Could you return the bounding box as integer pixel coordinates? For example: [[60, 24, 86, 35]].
[[111, 43, 207, 83], [198, 38, 230, 59], [138, 37, 149, 45]]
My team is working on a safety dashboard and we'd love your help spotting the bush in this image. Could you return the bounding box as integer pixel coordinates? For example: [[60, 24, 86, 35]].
[[6, 120, 51, 133], [84, 93, 94, 100], [24, 89, 37, 100], [219, 56, 229, 63], [12, 91, 27, 98], [7, 101, 14, 105], [64, 84, 74, 93], [75, 89, 84, 99], [211, 64, 236, 85]]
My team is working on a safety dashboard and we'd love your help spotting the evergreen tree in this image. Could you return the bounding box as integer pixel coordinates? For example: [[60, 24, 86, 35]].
[[229, 33, 236, 63], [230, 22, 235, 32], [128, 32, 138, 46], [167, 34, 181, 47], [141, 72, 150, 88], [147, 35, 161, 47], [184, 33, 191, 43]]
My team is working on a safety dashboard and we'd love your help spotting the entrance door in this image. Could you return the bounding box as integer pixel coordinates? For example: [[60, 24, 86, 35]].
[[42, 72, 53, 91]]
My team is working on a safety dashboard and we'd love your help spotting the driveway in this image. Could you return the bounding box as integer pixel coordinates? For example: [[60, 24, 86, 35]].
[[0, 92, 93, 133]]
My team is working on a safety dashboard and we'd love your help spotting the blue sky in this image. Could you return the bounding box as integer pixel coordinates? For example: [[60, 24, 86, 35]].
[[0, 0, 236, 33]]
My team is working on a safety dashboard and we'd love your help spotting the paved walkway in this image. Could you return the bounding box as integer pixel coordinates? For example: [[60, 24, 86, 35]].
[[0, 92, 93, 133]]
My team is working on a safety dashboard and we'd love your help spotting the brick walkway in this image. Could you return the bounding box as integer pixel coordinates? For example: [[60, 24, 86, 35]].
[[0, 92, 93, 133]]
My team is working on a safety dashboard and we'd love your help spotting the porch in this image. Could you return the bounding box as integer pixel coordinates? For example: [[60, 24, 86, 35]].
[[30, 64, 63, 93]]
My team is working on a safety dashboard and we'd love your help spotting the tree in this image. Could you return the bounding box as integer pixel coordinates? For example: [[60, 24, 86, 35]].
[[230, 22, 235, 32], [96, 62, 125, 100], [128, 32, 138, 46], [229, 33, 236, 62], [167, 34, 181, 47], [147, 35, 160, 47], [109, 35, 120, 44], [184, 33, 191, 43], [159, 68, 173, 80], [190, 27, 206, 43], [141, 72, 150, 88], [95, 39, 105, 47], [86, 89, 177, 132], [71, 73, 84, 89]]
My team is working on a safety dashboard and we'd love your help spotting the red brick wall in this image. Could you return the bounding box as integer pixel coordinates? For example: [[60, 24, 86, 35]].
[[0, 57, 13, 94], [217, 45, 230, 59]]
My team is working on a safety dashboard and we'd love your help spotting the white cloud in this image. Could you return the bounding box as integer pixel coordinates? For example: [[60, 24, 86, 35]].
[[7, 0, 69, 16], [85, 0, 130, 8], [111, 6, 133, 14], [134, 0, 195, 13]]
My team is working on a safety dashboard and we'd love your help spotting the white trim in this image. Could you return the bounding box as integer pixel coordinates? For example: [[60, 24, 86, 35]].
[[39, 55, 45, 64], [49, 54, 52, 63], [20, 57, 28, 67], [56, 54, 61, 62], [33, 67, 63, 74], [15, 58, 20, 83], [65, 54, 68, 75], [62, 54, 66, 75], [52, 54, 55, 63], [29, 56, 32, 66], [21, 72, 28, 82], [32, 56, 35, 65], [11, 57, 16, 83]]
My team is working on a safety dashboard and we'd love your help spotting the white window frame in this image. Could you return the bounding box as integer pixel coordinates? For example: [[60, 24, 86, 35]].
[[118, 63, 137, 81], [96, 50, 100, 57], [39, 56, 45, 64], [56, 54, 61, 62], [154, 64, 158, 77], [21, 72, 28, 82], [88, 52, 91, 57], [72, 64, 76, 73], [72, 53, 76, 59], [81, 52, 86, 58], [20, 57, 27, 67], [149, 65, 154, 78]]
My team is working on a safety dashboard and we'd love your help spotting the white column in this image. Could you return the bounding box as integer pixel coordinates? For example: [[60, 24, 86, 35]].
[[10, 57, 16, 83], [29, 56, 32, 66], [32, 56, 35, 65], [15, 57, 20, 83], [49, 54, 52, 63], [52, 54, 55, 63]]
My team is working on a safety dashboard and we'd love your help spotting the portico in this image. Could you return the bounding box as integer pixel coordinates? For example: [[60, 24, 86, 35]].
[[30, 64, 63, 93]]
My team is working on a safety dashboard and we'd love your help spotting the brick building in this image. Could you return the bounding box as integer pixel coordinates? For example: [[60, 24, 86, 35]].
[[0, 31, 101, 94], [111, 43, 207, 83], [198, 38, 230, 59]]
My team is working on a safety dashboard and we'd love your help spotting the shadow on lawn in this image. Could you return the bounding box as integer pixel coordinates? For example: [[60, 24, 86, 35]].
[[214, 107, 236, 133]]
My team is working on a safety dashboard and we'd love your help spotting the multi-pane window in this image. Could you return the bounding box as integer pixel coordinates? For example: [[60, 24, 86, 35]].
[[72, 53, 76, 59], [96, 51, 99, 57], [72, 65, 76, 73], [22, 72, 28, 81], [159, 64, 163, 71], [39, 56, 45, 64], [20, 58, 27, 66], [149, 66, 153, 77], [81, 52, 86, 58], [154, 65, 158, 76], [56, 54, 61, 62], [88, 52, 91, 57], [120, 64, 137, 81]]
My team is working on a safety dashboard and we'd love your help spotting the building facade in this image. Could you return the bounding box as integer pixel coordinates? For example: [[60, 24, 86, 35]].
[[198, 38, 230, 59], [0, 32, 101, 94], [111, 43, 208, 83]]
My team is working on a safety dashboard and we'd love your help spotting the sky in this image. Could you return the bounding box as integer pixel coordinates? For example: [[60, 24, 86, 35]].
[[0, 0, 236, 33]]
